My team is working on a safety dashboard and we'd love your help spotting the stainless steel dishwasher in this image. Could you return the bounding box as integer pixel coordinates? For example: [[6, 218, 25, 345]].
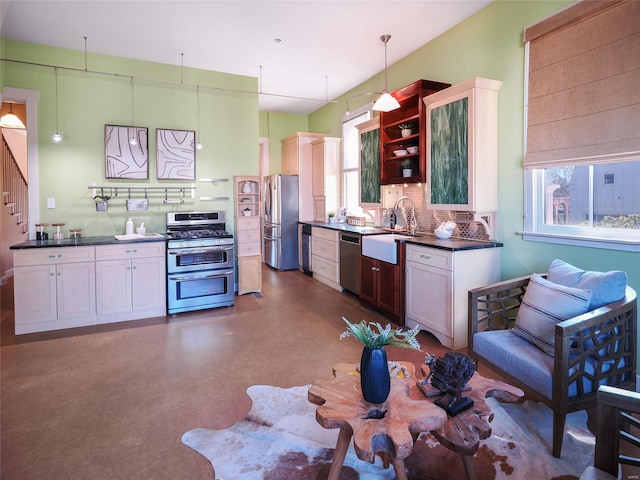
[[339, 232, 361, 294], [301, 224, 312, 276]]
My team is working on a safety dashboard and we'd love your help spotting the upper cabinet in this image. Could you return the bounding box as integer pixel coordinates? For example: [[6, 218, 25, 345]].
[[281, 132, 326, 221], [311, 137, 341, 222], [379, 79, 451, 185], [423, 77, 502, 212]]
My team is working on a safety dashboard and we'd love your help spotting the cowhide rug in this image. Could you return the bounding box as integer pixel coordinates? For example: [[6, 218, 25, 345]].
[[182, 384, 593, 480]]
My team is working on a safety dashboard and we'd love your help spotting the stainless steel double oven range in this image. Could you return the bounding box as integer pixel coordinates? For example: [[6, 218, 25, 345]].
[[166, 211, 235, 314]]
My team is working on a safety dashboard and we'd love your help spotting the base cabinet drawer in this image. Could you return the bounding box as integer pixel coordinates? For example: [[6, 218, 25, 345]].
[[312, 254, 341, 291], [311, 237, 338, 262]]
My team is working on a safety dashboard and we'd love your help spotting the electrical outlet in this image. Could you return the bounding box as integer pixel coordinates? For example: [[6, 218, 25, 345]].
[[47, 198, 55, 209]]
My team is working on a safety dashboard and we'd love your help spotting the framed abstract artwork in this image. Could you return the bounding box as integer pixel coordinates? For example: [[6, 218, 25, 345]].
[[156, 128, 196, 180], [104, 125, 149, 179]]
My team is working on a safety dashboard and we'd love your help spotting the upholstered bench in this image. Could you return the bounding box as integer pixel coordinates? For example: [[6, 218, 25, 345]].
[[468, 259, 637, 458]]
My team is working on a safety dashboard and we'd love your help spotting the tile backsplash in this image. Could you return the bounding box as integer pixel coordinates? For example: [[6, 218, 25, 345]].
[[379, 184, 496, 241]]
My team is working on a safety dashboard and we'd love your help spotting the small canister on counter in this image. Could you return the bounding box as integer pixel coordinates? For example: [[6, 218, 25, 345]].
[[35, 223, 50, 241], [70, 228, 82, 240], [52, 223, 65, 240]]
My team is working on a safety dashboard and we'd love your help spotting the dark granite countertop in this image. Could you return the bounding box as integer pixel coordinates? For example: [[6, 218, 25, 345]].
[[10, 234, 167, 249], [299, 221, 502, 251], [299, 221, 388, 235]]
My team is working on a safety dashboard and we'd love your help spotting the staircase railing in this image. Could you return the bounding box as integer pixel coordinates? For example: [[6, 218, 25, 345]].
[[2, 135, 28, 233]]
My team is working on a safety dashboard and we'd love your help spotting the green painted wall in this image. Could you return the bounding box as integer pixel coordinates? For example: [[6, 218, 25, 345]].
[[2, 39, 258, 235], [258, 111, 308, 174], [308, 0, 640, 300]]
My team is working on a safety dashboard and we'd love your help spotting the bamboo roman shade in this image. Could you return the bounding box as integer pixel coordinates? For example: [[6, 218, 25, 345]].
[[523, 0, 640, 168]]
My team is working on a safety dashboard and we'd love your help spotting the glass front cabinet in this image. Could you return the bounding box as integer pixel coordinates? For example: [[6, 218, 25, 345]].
[[423, 77, 502, 212]]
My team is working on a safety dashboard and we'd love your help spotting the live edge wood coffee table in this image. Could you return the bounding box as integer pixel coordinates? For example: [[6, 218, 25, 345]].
[[308, 361, 524, 480]]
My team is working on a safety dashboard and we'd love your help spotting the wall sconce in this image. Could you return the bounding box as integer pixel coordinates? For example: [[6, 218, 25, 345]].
[[372, 34, 400, 112]]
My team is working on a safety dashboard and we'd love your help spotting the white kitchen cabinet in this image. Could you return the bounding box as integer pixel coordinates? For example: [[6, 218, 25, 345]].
[[311, 227, 341, 292], [405, 243, 500, 350], [95, 242, 166, 323], [14, 246, 96, 334], [423, 77, 502, 212], [311, 136, 341, 221], [281, 132, 326, 222]]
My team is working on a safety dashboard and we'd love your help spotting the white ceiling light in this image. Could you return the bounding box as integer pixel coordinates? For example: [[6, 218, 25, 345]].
[[129, 76, 137, 146], [372, 34, 400, 113], [0, 103, 26, 129], [195, 85, 202, 150], [52, 67, 62, 142]]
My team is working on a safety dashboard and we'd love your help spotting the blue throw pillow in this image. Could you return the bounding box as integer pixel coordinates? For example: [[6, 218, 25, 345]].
[[547, 259, 627, 309], [512, 274, 592, 356]]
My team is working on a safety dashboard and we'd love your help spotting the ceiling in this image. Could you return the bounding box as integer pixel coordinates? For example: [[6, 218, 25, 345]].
[[1, 1, 492, 115]]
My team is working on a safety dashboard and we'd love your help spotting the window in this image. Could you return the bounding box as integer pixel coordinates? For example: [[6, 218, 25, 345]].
[[341, 105, 371, 213], [522, 0, 640, 251]]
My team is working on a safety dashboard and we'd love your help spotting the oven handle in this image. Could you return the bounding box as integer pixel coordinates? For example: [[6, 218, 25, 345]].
[[168, 246, 233, 255], [169, 270, 234, 281]]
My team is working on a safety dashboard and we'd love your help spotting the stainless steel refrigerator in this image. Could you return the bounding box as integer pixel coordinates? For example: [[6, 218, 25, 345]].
[[263, 174, 299, 270]]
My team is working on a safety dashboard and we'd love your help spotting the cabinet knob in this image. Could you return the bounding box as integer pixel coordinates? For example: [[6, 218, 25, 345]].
[[57, 254, 63, 258], [49, 255, 56, 259], [420, 254, 431, 260]]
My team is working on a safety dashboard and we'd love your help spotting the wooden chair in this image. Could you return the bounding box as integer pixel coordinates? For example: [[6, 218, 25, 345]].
[[468, 274, 637, 458], [580, 385, 640, 480]]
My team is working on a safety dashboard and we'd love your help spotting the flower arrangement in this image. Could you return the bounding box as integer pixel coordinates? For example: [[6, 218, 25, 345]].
[[339, 317, 421, 350], [328, 211, 335, 218]]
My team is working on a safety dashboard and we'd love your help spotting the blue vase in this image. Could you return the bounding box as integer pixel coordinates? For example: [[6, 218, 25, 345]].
[[360, 346, 390, 404]]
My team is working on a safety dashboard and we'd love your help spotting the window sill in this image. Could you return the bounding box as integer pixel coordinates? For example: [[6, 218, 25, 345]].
[[517, 231, 640, 252]]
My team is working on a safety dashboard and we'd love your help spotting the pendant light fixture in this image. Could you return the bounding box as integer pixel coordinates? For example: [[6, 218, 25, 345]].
[[195, 85, 202, 150], [129, 76, 138, 146], [372, 34, 400, 112], [0, 103, 26, 129], [52, 67, 62, 142]]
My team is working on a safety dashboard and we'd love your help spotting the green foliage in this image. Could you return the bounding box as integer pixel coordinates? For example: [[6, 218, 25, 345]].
[[594, 214, 640, 229], [339, 317, 421, 350], [398, 123, 413, 131], [401, 159, 412, 169]]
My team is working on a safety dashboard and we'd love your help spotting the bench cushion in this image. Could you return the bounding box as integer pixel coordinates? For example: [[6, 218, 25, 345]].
[[512, 274, 592, 355], [474, 330, 623, 401], [548, 259, 627, 309]]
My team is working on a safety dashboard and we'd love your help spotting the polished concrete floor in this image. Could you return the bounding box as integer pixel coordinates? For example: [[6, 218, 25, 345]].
[[1, 267, 461, 480]]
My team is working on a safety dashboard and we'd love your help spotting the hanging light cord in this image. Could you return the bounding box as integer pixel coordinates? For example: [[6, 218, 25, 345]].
[[54, 67, 59, 132], [130, 76, 135, 125]]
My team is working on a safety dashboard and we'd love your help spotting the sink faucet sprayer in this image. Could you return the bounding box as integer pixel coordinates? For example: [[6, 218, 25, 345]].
[[393, 196, 418, 236]]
